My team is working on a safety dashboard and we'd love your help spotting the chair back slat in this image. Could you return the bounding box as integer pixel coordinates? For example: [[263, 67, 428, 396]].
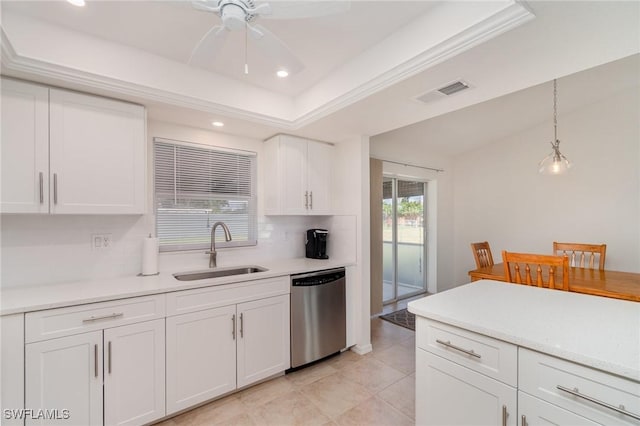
[[514, 263, 522, 283], [553, 242, 606, 270], [471, 242, 494, 268], [502, 251, 569, 291]]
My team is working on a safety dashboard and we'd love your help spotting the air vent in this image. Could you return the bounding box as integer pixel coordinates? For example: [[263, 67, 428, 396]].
[[438, 81, 469, 95], [415, 79, 473, 104]]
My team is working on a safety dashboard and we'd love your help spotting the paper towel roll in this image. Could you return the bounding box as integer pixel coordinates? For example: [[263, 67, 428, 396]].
[[141, 236, 159, 276]]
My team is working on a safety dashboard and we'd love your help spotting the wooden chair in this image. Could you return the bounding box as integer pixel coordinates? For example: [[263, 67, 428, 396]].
[[471, 241, 494, 268], [553, 242, 606, 270], [502, 251, 569, 291]]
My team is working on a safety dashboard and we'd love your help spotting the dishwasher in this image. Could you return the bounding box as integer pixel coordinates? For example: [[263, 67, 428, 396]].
[[290, 267, 346, 369]]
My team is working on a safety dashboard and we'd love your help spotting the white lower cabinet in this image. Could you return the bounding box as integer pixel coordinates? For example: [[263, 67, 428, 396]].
[[103, 320, 165, 426], [518, 391, 600, 426], [416, 349, 517, 426], [518, 348, 640, 426], [19, 275, 294, 425], [25, 331, 103, 426], [236, 295, 290, 388], [416, 318, 640, 426], [166, 305, 237, 414], [166, 294, 290, 415], [24, 295, 166, 425]]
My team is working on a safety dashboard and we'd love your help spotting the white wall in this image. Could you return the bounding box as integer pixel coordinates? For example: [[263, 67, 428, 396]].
[[331, 135, 372, 353], [0, 121, 356, 288], [452, 89, 640, 285], [368, 140, 456, 292]]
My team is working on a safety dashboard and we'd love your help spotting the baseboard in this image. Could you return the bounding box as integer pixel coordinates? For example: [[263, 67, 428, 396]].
[[351, 343, 373, 355]]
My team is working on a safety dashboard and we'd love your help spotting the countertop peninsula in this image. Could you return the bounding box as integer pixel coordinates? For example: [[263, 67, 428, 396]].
[[408, 279, 640, 382]]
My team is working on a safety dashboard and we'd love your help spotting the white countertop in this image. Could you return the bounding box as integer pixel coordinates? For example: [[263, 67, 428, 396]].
[[0, 258, 352, 315], [408, 280, 640, 381]]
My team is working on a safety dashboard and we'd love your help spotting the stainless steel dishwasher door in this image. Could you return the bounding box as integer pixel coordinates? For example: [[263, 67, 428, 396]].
[[290, 268, 346, 368]]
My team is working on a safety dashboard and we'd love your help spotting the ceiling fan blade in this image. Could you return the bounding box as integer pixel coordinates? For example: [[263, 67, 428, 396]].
[[191, 0, 221, 14], [189, 25, 228, 68], [260, 1, 351, 20], [249, 24, 304, 74]]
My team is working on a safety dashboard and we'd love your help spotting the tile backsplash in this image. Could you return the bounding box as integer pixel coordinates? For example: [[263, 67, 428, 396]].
[[0, 214, 356, 289]]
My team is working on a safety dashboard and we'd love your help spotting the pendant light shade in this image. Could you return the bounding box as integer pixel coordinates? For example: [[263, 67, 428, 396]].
[[538, 79, 571, 175]]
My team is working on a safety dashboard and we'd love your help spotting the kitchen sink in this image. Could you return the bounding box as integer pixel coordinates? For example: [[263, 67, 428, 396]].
[[173, 265, 268, 281]]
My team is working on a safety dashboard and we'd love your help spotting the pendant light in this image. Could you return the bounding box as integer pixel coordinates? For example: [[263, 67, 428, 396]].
[[538, 79, 571, 175]]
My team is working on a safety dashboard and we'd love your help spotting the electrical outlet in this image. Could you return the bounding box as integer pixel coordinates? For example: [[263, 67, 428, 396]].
[[92, 234, 113, 250]]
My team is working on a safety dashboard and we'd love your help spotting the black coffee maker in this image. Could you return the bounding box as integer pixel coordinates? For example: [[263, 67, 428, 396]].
[[305, 229, 329, 259]]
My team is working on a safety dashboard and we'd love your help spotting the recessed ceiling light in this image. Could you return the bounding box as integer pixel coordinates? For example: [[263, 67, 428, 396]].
[[211, 121, 224, 127], [276, 70, 289, 78], [67, 0, 85, 6]]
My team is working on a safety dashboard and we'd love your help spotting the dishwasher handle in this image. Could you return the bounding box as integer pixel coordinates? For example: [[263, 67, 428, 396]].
[[292, 268, 345, 286]]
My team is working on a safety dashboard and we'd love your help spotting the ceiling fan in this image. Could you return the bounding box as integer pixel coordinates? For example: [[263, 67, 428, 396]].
[[189, 0, 350, 75]]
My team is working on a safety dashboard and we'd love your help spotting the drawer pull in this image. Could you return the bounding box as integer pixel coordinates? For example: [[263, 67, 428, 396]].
[[435, 339, 481, 358], [502, 405, 507, 426], [232, 314, 236, 340], [39, 172, 44, 204], [53, 173, 58, 204], [94, 344, 98, 378], [556, 385, 640, 421], [108, 341, 112, 374], [82, 312, 124, 323]]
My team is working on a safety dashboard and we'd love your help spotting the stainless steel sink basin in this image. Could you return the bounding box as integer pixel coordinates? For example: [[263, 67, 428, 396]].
[[173, 265, 268, 281]]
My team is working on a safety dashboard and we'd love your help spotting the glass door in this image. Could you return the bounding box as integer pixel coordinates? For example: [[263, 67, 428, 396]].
[[382, 177, 426, 303]]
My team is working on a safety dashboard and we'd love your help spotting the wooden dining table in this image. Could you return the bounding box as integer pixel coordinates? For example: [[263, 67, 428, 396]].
[[469, 263, 640, 302]]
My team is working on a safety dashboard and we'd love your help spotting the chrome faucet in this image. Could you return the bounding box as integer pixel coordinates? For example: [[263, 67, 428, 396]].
[[207, 221, 232, 268]]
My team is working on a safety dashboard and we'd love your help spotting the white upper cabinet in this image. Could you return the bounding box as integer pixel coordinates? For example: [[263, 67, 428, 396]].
[[1, 79, 50, 213], [1, 78, 146, 214], [263, 134, 332, 215], [49, 89, 146, 214]]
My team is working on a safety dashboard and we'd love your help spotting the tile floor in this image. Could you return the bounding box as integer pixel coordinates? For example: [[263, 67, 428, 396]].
[[154, 317, 416, 426]]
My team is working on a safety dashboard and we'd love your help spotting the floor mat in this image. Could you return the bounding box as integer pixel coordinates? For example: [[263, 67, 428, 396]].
[[379, 308, 415, 331]]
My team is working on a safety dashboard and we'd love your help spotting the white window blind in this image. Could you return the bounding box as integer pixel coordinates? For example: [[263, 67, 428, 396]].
[[154, 138, 257, 252]]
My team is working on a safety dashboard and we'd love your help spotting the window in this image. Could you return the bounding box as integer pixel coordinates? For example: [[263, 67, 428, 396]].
[[154, 138, 257, 252]]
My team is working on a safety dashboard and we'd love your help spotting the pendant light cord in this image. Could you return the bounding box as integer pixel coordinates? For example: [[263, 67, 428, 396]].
[[553, 79, 558, 142], [244, 21, 249, 74]]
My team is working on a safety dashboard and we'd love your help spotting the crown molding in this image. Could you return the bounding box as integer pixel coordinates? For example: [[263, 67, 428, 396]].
[[1, 1, 534, 132], [292, 1, 535, 128], [1, 28, 296, 130]]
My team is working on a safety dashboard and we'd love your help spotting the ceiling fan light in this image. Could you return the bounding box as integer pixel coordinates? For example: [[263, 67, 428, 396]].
[[276, 69, 289, 78], [67, 0, 85, 6]]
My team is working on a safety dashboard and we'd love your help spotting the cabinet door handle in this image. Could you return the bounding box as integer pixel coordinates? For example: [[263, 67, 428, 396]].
[[108, 341, 112, 374], [309, 191, 313, 210], [435, 339, 481, 358], [39, 172, 44, 204], [521, 415, 526, 426], [82, 312, 124, 323], [502, 405, 507, 426], [304, 191, 309, 209], [556, 385, 640, 420], [240, 313, 244, 338], [94, 344, 98, 378], [53, 173, 58, 204], [232, 314, 236, 340]]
